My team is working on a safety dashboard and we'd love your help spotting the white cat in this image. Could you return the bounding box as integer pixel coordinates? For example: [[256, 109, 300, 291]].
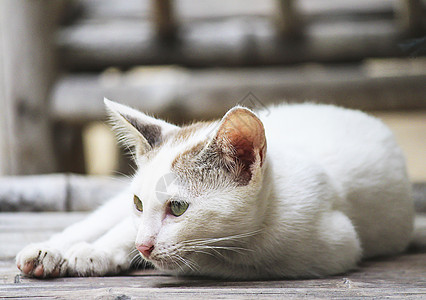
[[16, 99, 414, 279]]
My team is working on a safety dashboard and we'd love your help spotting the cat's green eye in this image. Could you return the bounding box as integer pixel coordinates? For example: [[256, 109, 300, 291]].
[[169, 201, 189, 217], [133, 195, 143, 212]]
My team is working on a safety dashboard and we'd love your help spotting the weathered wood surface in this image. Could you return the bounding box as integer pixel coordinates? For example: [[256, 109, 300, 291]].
[[57, 0, 415, 71], [51, 59, 426, 124], [0, 212, 88, 260], [0, 175, 128, 212], [0, 212, 425, 299], [0, 0, 62, 175]]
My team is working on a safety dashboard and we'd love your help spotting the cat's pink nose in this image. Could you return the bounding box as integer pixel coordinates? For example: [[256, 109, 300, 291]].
[[137, 243, 154, 258]]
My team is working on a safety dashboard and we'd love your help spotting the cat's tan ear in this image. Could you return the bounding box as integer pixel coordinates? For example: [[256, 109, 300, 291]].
[[104, 98, 178, 156], [213, 106, 267, 185]]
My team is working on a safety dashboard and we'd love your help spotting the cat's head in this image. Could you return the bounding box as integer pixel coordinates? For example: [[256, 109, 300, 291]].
[[105, 98, 270, 275]]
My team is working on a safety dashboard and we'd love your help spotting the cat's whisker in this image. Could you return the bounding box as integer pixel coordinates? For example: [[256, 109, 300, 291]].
[[181, 230, 262, 247], [182, 248, 216, 258], [175, 231, 260, 262], [167, 254, 185, 272], [129, 252, 141, 265], [128, 248, 142, 263], [110, 171, 133, 181], [130, 252, 144, 268], [167, 245, 201, 272], [189, 245, 253, 254], [182, 256, 200, 272], [190, 245, 225, 259], [175, 254, 198, 272], [128, 248, 152, 270], [133, 257, 142, 268], [140, 257, 149, 270], [127, 247, 139, 258], [186, 260, 200, 272], [187, 247, 237, 263]]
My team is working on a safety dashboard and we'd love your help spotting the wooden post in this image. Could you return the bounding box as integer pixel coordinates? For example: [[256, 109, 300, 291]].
[[0, 14, 9, 174], [397, 0, 424, 35], [0, 0, 60, 175], [276, 0, 303, 39], [151, 0, 177, 41]]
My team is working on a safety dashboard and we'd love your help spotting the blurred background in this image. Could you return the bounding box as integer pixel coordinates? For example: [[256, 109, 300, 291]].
[[0, 0, 425, 211]]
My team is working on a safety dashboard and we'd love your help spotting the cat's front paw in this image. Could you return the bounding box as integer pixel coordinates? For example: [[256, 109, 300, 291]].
[[16, 243, 67, 278], [65, 242, 123, 276]]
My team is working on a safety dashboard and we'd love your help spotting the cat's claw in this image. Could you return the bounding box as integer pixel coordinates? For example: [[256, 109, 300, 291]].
[[65, 242, 118, 276], [16, 243, 67, 278]]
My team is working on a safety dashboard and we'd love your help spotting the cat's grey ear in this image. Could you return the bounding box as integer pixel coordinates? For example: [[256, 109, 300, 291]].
[[104, 98, 178, 156], [212, 106, 267, 185]]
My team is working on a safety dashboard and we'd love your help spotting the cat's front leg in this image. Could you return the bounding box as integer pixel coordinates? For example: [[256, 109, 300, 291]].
[[66, 217, 137, 276], [16, 191, 132, 278]]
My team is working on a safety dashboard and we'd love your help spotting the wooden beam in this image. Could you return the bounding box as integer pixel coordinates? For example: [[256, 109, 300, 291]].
[[396, 0, 425, 35], [151, 0, 176, 40], [0, 0, 60, 175], [0, 13, 10, 174], [57, 16, 402, 71], [276, 0, 303, 39], [0, 174, 128, 212], [50, 60, 426, 124]]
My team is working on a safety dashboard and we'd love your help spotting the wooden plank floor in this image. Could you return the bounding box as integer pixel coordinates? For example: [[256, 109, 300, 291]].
[[1, 212, 425, 299]]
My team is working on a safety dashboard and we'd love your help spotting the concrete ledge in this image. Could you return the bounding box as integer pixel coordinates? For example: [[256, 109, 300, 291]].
[[0, 174, 128, 212]]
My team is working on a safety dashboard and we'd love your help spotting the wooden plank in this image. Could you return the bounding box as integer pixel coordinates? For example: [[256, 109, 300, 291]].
[[76, 0, 394, 21], [50, 59, 426, 124], [0, 254, 425, 298], [1, 254, 425, 297], [0, 175, 67, 212], [0, 0, 59, 175], [57, 7, 404, 70], [0, 175, 128, 212], [67, 175, 128, 211], [0, 212, 87, 260]]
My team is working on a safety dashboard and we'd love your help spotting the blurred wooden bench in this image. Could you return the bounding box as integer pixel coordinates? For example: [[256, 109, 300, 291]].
[[0, 0, 425, 175]]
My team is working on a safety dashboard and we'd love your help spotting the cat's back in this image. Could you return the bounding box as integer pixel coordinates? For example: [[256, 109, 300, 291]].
[[260, 103, 392, 155], [260, 103, 404, 179], [259, 103, 413, 258]]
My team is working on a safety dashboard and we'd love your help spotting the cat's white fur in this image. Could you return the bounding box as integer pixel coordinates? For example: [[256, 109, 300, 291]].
[[16, 99, 414, 279]]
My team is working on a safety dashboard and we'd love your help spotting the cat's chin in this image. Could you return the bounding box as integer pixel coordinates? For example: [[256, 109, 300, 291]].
[[148, 255, 200, 275], [147, 257, 183, 273]]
